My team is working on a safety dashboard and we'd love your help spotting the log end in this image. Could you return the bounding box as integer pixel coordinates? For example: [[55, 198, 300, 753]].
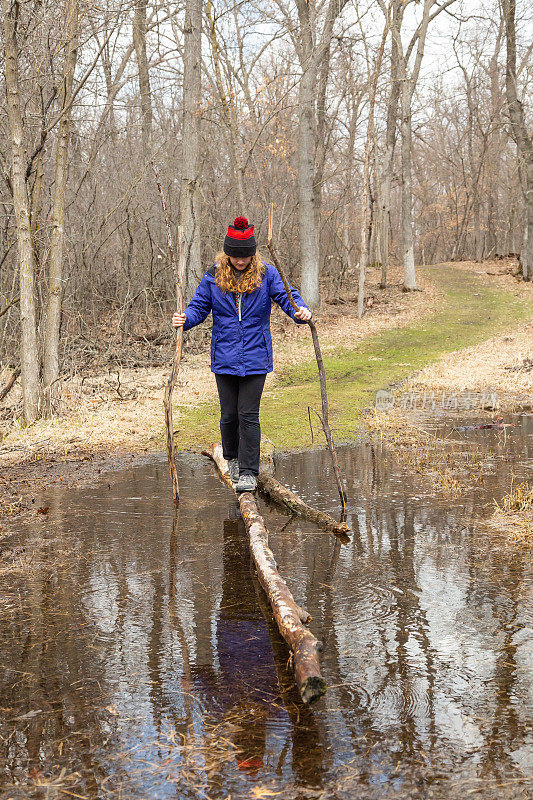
[[335, 522, 350, 533], [300, 675, 327, 704]]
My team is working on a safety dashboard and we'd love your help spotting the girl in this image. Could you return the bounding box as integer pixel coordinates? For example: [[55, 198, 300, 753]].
[[172, 217, 311, 492]]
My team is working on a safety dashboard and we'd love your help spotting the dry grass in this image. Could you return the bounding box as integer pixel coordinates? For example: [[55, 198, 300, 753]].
[[0, 357, 216, 467], [365, 408, 533, 545], [400, 261, 532, 412], [499, 480, 533, 513], [485, 481, 533, 544], [401, 320, 533, 411], [364, 408, 485, 497]]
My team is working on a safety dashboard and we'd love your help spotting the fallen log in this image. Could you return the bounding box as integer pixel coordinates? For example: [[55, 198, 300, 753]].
[[257, 470, 349, 536], [203, 444, 326, 704]]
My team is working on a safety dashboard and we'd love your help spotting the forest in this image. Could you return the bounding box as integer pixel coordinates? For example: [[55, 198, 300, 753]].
[[1, 0, 532, 424]]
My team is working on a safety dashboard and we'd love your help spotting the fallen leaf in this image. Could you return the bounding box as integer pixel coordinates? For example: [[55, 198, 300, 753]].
[[37, 507, 50, 514]]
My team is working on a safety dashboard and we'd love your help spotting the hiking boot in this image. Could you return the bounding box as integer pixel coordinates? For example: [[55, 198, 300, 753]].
[[235, 473, 257, 493], [227, 458, 239, 484]]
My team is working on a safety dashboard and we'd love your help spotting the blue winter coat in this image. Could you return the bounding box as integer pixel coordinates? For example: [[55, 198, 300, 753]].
[[183, 263, 309, 375]]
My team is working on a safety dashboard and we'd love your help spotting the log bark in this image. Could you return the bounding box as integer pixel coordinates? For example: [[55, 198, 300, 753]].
[[204, 444, 326, 704], [257, 471, 349, 536]]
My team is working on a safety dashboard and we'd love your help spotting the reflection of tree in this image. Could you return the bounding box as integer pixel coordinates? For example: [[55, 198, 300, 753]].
[[386, 502, 437, 757], [318, 530, 389, 794], [188, 511, 279, 777], [1, 513, 108, 795], [250, 539, 325, 788], [477, 549, 528, 785], [315, 443, 442, 791], [167, 509, 205, 793]]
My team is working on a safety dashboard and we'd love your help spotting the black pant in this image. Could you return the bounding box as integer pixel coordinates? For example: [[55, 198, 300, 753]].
[[215, 373, 266, 476]]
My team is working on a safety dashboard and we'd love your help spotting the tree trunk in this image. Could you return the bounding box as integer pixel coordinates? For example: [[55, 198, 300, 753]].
[[180, 0, 202, 301], [396, 0, 437, 290], [378, 0, 404, 288], [358, 10, 390, 317], [297, 60, 320, 307], [132, 0, 153, 158], [400, 79, 417, 290], [313, 31, 334, 286], [502, 0, 533, 280], [521, 222, 529, 280], [474, 200, 484, 262], [3, 0, 40, 422], [42, 0, 79, 415], [378, 154, 392, 288]]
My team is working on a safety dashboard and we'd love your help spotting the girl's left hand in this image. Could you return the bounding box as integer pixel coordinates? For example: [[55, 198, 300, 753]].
[[294, 306, 312, 322]]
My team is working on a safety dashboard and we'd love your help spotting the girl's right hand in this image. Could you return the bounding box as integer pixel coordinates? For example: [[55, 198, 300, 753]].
[[172, 312, 187, 328]]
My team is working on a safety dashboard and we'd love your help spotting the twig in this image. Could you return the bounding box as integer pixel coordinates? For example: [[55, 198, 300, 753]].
[[0, 366, 21, 403], [0, 296, 19, 318], [267, 203, 347, 512], [153, 162, 185, 504]]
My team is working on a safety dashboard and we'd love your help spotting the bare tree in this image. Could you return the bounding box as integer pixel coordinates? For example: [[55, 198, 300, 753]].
[[206, 0, 246, 211], [132, 0, 153, 158], [273, 0, 348, 307], [358, 3, 391, 318], [376, 0, 405, 288], [502, 0, 532, 280], [3, 0, 40, 422], [180, 0, 202, 299], [390, 0, 456, 289], [42, 0, 79, 415]]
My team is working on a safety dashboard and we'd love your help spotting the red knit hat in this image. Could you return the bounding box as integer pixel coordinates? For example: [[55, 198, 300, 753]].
[[223, 216, 257, 257]]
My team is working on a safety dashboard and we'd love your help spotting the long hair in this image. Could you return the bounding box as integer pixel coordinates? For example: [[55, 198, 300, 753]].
[[214, 251, 266, 293]]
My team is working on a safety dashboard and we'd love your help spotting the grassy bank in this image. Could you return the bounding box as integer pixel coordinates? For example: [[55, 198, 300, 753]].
[[177, 265, 532, 449]]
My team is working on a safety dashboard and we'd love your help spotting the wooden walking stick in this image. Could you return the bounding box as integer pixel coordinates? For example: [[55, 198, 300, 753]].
[[267, 203, 347, 512], [153, 163, 185, 504]]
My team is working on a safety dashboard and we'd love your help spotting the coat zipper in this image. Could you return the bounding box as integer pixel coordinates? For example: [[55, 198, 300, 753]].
[[238, 293, 242, 322]]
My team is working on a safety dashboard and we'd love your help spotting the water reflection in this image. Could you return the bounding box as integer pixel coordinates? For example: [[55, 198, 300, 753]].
[[0, 416, 531, 799]]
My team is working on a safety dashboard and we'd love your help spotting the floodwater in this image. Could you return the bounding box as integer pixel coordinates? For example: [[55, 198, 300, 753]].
[[1, 416, 532, 800]]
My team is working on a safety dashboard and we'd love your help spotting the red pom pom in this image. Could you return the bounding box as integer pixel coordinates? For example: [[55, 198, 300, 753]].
[[233, 216, 249, 230]]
